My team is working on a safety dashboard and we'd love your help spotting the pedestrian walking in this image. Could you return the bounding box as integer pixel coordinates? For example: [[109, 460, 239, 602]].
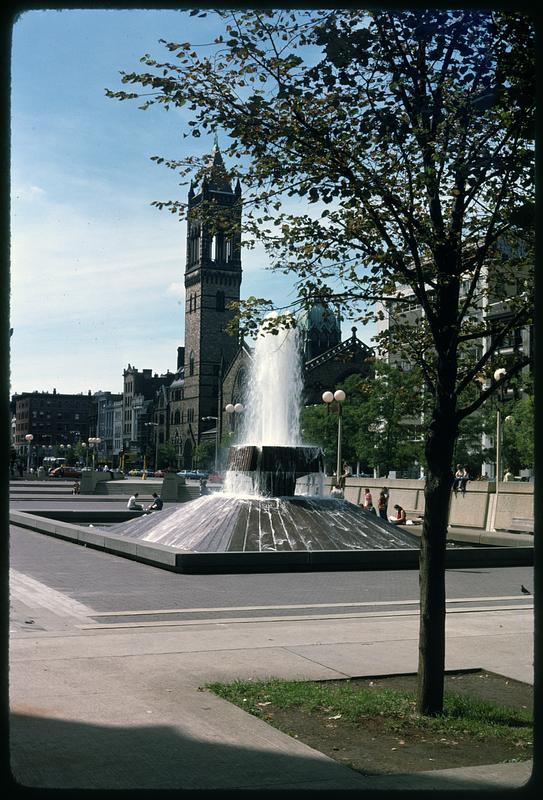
[[339, 461, 352, 490], [377, 488, 389, 520], [362, 487, 374, 513]]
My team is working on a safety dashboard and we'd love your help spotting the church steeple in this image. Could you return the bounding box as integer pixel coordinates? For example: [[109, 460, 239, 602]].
[[182, 142, 243, 458]]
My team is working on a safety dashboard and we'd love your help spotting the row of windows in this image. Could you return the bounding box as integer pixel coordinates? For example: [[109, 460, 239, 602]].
[[188, 291, 226, 313]]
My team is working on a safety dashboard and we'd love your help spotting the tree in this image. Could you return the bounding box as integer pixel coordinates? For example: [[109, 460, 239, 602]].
[[193, 439, 215, 470], [158, 441, 177, 470], [302, 366, 426, 476], [107, 9, 534, 714]]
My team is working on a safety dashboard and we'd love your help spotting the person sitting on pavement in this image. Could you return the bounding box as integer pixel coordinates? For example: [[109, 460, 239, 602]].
[[72, 480, 80, 495], [389, 504, 407, 525], [199, 478, 210, 496], [146, 492, 163, 512], [127, 492, 144, 511], [330, 484, 344, 499]]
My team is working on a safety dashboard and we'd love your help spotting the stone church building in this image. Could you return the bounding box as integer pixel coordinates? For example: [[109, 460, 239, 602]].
[[168, 142, 373, 468]]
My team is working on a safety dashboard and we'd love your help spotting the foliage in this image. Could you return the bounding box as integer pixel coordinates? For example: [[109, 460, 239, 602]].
[[158, 441, 178, 469], [301, 364, 426, 475], [108, 7, 534, 715], [193, 439, 216, 469], [106, 6, 534, 454]]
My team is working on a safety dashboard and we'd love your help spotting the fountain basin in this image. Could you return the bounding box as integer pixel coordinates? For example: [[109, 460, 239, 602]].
[[227, 444, 324, 497], [107, 494, 420, 552]]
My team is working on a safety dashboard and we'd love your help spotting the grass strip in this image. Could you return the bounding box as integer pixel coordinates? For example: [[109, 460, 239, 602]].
[[207, 678, 533, 742]]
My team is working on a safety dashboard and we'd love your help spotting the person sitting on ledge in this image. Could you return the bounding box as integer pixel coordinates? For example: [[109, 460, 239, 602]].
[[453, 464, 469, 495], [146, 492, 163, 512], [389, 504, 407, 525], [72, 481, 80, 495], [127, 492, 143, 511]]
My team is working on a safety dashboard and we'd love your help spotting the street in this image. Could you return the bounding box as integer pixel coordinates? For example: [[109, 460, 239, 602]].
[[9, 517, 535, 790], [10, 519, 533, 631]]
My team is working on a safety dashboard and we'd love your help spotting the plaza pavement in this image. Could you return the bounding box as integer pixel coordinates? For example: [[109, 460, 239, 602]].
[[8, 481, 537, 792]]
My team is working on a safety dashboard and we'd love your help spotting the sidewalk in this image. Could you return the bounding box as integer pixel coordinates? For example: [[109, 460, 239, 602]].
[[9, 599, 535, 791]]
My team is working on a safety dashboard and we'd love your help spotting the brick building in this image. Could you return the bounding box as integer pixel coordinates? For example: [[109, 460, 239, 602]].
[[13, 389, 93, 453]]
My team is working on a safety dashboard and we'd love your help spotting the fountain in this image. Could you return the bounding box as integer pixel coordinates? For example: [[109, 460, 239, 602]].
[[104, 312, 420, 559]]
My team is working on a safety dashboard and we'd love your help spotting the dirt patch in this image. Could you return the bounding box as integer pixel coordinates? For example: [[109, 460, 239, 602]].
[[254, 671, 533, 775]]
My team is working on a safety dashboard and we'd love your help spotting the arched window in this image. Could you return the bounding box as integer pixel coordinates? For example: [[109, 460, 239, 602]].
[[216, 290, 225, 312]]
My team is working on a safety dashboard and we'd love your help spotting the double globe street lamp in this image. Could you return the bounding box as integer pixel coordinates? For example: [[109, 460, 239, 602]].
[[88, 437, 101, 470], [225, 403, 245, 434], [202, 404, 245, 473], [322, 389, 346, 484]]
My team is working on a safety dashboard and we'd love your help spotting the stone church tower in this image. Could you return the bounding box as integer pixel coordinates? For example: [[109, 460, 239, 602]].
[[181, 141, 242, 464]]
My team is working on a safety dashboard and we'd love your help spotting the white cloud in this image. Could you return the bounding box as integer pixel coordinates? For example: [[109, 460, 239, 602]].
[[167, 281, 185, 299]]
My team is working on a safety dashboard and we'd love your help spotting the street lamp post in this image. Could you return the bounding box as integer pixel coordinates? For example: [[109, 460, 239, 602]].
[[88, 437, 101, 470], [491, 367, 512, 531], [145, 422, 159, 470], [81, 441, 88, 467], [201, 416, 220, 472], [25, 433, 33, 474], [322, 390, 346, 482], [493, 368, 507, 483], [225, 403, 245, 442]]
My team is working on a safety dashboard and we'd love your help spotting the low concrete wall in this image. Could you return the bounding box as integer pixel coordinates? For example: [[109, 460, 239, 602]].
[[92, 473, 200, 503], [494, 481, 534, 532], [8, 508, 534, 574], [327, 477, 534, 532], [80, 470, 120, 494]]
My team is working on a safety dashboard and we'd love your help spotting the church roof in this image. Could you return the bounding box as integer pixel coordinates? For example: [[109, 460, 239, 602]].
[[304, 327, 373, 372], [298, 303, 341, 336], [202, 138, 233, 193]]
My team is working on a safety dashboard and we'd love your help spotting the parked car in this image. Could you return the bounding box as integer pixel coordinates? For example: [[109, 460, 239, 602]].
[[49, 466, 82, 479], [154, 470, 164, 478], [208, 471, 224, 483], [176, 469, 205, 480]]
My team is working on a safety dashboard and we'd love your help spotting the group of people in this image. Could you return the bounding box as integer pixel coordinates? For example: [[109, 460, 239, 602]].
[[127, 492, 163, 513], [359, 486, 407, 525], [331, 478, 408, 526]]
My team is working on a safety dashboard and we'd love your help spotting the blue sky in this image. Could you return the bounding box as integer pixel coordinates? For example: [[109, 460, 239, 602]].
[[10, 8, 370, 396]]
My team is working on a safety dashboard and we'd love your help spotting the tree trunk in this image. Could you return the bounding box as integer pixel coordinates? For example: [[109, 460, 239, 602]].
[[417, 407, 457, 715]]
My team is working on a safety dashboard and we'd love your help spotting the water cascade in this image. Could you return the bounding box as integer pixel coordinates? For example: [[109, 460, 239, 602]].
[[224, 313, 323, 497], [107, 312, 420, 555]]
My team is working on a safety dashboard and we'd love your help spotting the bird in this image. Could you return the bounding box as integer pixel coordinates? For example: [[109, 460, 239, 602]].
[[521, 585, 531, 595]]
